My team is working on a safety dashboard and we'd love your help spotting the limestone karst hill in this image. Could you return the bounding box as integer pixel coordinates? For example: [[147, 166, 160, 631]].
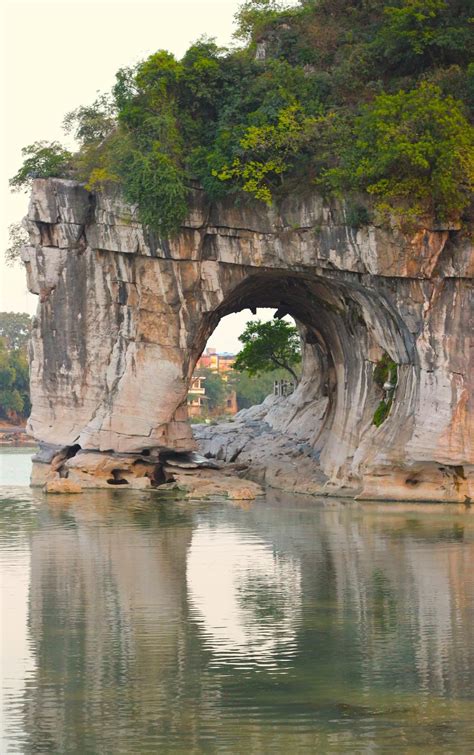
[[22, 178, 473, 501]]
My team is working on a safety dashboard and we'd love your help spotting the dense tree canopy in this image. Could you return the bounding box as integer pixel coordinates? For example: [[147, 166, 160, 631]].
[[10, 0, 474, 233]]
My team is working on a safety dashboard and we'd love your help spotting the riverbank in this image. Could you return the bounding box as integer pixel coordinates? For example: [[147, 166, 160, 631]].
[[0, 423, 36, 447]]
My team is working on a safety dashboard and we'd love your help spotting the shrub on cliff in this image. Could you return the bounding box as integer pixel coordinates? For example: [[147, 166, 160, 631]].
[[9, 142, 73, 189], [327, 83, 474, 222]]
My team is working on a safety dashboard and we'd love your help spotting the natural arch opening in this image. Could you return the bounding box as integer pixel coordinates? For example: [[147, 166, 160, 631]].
[[188, 308, 299, 421], [187, 269, 415, 494]]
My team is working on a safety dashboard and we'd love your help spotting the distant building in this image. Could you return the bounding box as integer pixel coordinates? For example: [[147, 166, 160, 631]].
[[188, 349, 238, 417], [187, 375, 208, 417], [224, 391, 238, 414], [216, 353, 235, 374], [195, 348, 235, 374]]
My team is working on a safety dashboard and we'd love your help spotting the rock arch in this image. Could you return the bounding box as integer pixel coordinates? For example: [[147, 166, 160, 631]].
[[23, 179, 473, 500]]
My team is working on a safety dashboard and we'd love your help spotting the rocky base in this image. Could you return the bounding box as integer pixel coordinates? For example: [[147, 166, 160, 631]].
[[194, 397, 333, 497], [31, 445, 262, 501], [194, 397, 474, 503], [31, 393, 473, 504]]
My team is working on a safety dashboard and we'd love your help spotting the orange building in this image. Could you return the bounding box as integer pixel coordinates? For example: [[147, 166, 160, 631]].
[[217, 354, 235, 374], [195, 348, 235, 374]]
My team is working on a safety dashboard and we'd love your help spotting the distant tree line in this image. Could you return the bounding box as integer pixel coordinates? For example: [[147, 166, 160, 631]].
[[0, 313, 31, 421]]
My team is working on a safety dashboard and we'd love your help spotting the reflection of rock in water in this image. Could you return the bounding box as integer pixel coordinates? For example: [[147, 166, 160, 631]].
[[21, 492, 474, 752], [23, 493, 197, 753]]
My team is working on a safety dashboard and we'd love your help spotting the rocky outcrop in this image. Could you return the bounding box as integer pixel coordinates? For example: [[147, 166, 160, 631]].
[[31, 443, 262, 500], [194, 396, 331, 497], [23, 179, 473, 501]]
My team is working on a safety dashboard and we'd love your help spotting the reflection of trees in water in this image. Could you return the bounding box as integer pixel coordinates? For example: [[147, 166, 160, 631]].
[[20, 491, 474, 752]]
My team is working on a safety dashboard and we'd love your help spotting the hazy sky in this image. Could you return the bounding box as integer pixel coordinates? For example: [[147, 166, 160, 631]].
[[1, 0, 281, 352]]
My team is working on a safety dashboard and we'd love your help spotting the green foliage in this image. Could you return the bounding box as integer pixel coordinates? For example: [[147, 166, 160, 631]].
[[195, 368, 228, 412], [9, 142, 73, 190], [332, 83, 474, 222], [5, 224, 29, 267], [214, 104, 318, 203], [229, 367, 288, 409], [0, 312, 32, 351], [372, 352, 397, 426], [63, 94, 116, 145], [234, 319, 301, 381], [9, 349, 30, 416], [373, 352, 398, 389], [373, 398, 392, 427], [188, 415, 207, 424], [375, 0, 473, 75], [345, 203, 372, 229], [116, 145, 188, 237], [11, 0, 474, 231], [86, 50, 190, 233], [0, 341, 30, 419], [234, 0, 292, 41]]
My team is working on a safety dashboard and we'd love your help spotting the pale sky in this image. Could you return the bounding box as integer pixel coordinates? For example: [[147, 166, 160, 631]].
[[1, 0, 282, 353]]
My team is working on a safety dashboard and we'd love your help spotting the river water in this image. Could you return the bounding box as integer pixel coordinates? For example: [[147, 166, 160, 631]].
[[1, 449, 473, 753]]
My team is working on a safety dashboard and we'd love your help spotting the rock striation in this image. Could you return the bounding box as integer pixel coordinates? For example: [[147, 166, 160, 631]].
[[23, 178, 473, 501]]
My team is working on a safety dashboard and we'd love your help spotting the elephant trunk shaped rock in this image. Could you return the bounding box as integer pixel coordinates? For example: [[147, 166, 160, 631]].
[[23, 179, 473, 501]]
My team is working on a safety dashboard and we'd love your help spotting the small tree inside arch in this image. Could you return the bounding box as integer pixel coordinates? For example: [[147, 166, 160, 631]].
[[233, 319, 301, 383]]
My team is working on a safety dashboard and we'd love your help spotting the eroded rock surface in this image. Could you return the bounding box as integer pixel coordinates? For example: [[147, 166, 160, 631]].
[[194, 397, 331, 497], [24, 179, 473, 501]]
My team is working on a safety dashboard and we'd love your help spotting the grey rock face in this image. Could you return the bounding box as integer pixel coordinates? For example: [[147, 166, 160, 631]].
[[23, 179, 473, 500]]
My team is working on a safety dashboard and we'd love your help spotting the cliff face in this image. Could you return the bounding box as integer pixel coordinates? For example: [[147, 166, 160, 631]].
[[23, 178, 473, 501]]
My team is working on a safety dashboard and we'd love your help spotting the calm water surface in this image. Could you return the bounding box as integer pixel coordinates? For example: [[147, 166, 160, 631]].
[[1, 450, 474, 753]]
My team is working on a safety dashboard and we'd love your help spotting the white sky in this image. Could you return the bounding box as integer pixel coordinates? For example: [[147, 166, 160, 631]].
[[0, 0, 282, 353]]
